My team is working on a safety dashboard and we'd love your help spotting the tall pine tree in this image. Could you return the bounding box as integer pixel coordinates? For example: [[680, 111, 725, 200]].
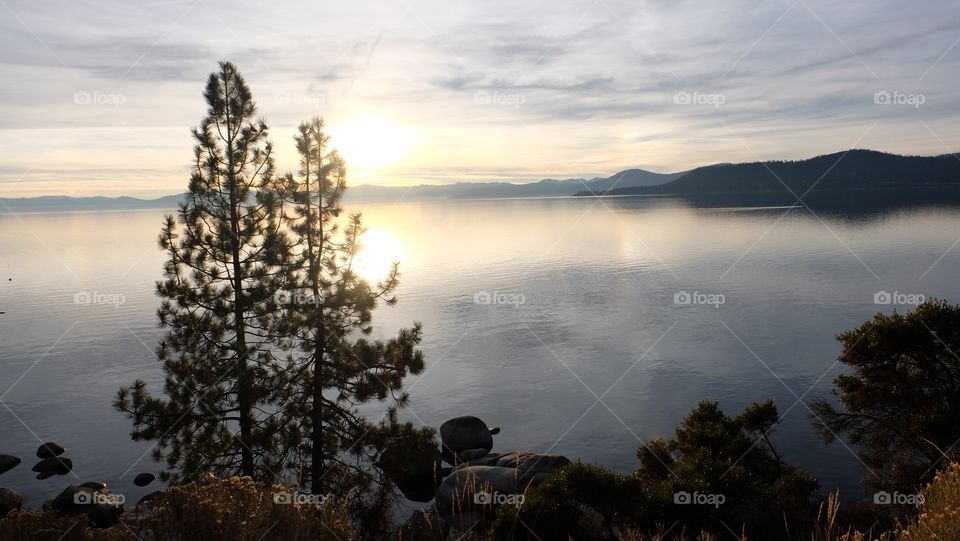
[[275, 117, 434, 497], [115, 61, 290, 482]]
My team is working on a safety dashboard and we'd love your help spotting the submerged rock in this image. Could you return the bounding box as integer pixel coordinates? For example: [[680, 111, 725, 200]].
[[133, 473, 156, 487], [32, 456, 73, 476], [0, 454, 21, 475], [0, 488, 22, 516], [36, 442, 66, 459]]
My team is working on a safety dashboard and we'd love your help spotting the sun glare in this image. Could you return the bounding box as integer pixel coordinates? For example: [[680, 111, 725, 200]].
[[353, 227, 405, 283], [332, 115, 417, 171]]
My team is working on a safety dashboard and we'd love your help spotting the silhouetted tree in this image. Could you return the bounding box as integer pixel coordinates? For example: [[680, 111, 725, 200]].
[[811, 298, 960, 494], [273, 117, 433, 498], [115, 61, 290, 481]]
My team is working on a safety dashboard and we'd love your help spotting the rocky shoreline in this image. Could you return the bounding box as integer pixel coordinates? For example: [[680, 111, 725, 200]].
[[393, 416, 571, 539], [0, 417, 570, 539]]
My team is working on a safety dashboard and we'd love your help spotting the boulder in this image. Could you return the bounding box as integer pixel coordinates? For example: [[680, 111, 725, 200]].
[[440, 416, 495, 464], [36, 442, 66, 459], [47, 485, 124, 528], [435, 465, 523, 516], [454, 452, 505, 468], [452, 451, 571, 483], [0, 488, 22, 516], [32, 456, 73, 476], [458, 448, 490, 461], [0, 455, 21, 475], [494, 451, 571, 484]]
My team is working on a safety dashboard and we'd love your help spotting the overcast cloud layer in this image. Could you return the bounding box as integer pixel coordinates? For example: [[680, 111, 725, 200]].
[[1, 0, 959, 196]]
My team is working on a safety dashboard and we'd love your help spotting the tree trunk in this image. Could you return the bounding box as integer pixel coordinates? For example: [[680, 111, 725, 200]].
[[225, 70, 255, 477], [306, 154, 327, 495]]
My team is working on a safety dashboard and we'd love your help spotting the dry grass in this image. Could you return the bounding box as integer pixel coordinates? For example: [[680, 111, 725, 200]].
[[0, 511, 137, 541], [138, 476, 355, 541], [0, 477, 356, 541], [844, 461, 960, 541]]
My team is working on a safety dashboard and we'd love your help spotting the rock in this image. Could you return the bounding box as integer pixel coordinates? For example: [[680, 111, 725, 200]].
[[435, 465, 523, 516], [437, 451, 571, 527], [48, 485, 124, 528], [397, 509, 449, 541], [0, 488, 22, 516], [80, 481, 107, 490], [0, 454, 21, 475], [36, 471, 55, 480], [32, 456, 73, 476], [494, 452, 571, 484], [36, 442, 66, 459], [459, 448, 490, 461], [133, 473, 155, 487], [136, 490, 162, 508], [452, 451, 571, 481], [440, 416, 495, 464], [453, 452, 505, 469]]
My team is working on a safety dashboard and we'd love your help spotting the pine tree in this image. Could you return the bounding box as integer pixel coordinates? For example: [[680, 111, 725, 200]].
[[275, 117, 434, 497], [115, 61, 290, 482]]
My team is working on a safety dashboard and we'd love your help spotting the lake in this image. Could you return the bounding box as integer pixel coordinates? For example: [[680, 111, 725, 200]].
[[2, 195, 958, 506]]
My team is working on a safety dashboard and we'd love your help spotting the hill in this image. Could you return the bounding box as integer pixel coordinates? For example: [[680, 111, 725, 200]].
[[579, 150, 960, 197]]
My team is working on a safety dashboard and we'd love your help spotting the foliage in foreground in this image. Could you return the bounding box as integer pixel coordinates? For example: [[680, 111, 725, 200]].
[[490, 400, 819, 540], [0, 477, 356, 541], [1, 464, 958, 541], [487, 461, 960, 541], [838, 462, 960, 541]]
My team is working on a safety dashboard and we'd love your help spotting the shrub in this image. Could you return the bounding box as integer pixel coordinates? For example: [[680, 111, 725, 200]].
[[491, 400, 818, 540], [811, 299, 960, 494]]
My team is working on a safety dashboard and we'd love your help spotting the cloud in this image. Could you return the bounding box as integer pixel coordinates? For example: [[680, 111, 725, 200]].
[[0, 0, 959, 195]]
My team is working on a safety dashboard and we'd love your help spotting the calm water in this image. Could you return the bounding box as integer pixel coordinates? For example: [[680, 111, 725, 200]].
[[2, 196, 959, 506]]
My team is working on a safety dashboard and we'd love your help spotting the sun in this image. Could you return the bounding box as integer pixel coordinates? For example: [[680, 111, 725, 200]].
[[353, 227, 405, 283], [331, 115, 417, 171]]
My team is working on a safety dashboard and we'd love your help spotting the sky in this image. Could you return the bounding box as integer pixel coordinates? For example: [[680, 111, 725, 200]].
[[0, 0, 958, 197]]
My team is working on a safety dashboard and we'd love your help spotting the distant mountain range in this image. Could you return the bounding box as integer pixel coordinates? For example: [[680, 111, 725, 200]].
[[0, 194, 184, 213], [343, 168, 682, 201], [576, 150, 960, 197], [0, 169, 681, 211], [3, 150, 960, 212]]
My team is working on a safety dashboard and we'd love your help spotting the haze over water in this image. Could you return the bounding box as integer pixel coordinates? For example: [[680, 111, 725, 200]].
[[2, 196, 958, 505]]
